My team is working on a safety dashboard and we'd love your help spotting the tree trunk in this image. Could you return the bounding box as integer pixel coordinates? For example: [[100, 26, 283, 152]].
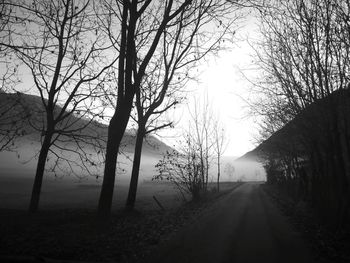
[[97, 125, 119, 217], [200, 149, 205, 190], [125, 126, 145, 210], [29, 131, 53, 212], [98, 101, 133, 217], [217, 154, 220, 192]]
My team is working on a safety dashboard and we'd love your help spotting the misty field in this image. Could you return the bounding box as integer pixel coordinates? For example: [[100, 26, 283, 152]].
[[0, 173, 244, 211], [0, 152, 179, 211], [0, 146, 248, 211]]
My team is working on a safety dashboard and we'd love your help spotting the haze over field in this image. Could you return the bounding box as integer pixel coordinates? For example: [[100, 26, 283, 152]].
[[0, 92, 265, 210]]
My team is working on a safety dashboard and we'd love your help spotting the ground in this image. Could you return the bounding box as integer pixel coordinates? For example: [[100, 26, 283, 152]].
[[262, 183, 350, 263], [146, 182, 314, 263], [2, 181, 349, 263], [0, 182, 241, 262]]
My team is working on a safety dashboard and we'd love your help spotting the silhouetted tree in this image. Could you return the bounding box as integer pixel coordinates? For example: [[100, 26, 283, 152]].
[[251, 0, 350, 227], [125, 0, 239, 210], [97, 0, 239, 216], [190, 95, 216, 190], [0, 93, 24, 151], [155, 94, 222, 199], [0, 0, 116, 212], [0, 2, 23, 151], [213, 121, 227, 191], [154, 144, 203, 201]]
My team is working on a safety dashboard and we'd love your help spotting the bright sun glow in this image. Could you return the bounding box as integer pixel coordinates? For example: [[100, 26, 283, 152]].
[[166, 14, 261, 158]]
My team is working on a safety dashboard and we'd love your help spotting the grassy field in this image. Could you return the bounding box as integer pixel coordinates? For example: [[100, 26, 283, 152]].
[[0, 143, 247, 212], [0, 172, 243, 212], [0, 138, 187, 211], [0, 176, 186, 210]]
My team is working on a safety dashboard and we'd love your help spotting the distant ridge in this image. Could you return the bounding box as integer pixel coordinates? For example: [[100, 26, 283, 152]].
[[234, 150, 260, 162], [237, 88, 350, 163], [0, 92, 175, 155]]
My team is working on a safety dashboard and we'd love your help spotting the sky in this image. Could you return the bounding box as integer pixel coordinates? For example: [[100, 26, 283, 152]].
[[198, 50, 257, 157], [2, 5, 262, 158], [164, 13, 261, 158]]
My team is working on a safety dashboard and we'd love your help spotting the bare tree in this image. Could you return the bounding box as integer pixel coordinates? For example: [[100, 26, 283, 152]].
[[190, 95, 217, 190], [125, 0, 239, 210], [96, 0, 190, 217], [157, 94, 217, 196], [155, 91, 230, 199], [213, 120, 227, 191], [97, 0, 238, 216], [0, 94, 23, 151], [0, 0, 116, 212], [155, 98, 223, 199], [125, 66, 180, 210], [251, 0, 350, 227], [154, 136, 204, 201], [0, 2, 23, 151]]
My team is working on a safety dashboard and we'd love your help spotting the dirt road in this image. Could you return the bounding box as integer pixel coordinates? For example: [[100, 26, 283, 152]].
[[148, 182, 314, 263]]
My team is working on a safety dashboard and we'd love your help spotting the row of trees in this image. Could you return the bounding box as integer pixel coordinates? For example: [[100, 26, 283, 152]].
[[251, 0, 350, 228], [0, 0, 238, 217]]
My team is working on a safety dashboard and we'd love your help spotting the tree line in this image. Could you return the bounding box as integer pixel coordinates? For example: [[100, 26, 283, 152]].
[[0, 0, 237, 217], [250, 0, 350, 229]]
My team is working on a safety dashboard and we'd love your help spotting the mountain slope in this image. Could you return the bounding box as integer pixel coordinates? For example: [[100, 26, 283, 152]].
[[0, 92, 174, 156], [239, 88, 350, 162]]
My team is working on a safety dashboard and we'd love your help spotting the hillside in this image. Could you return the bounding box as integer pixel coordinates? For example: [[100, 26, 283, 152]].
[[0, 93, 182, 211], [234, 150, 260, 162], [239, 88, 350, 163], [0, 92, 174, 156], [0, 91, 177, 186]]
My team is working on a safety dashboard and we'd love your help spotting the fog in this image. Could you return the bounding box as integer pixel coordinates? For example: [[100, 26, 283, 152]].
[[232, 158, 266, 182], [0, 132, 266, 211], [0, 135, 182, 210], [205, 156, 264, 183]]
